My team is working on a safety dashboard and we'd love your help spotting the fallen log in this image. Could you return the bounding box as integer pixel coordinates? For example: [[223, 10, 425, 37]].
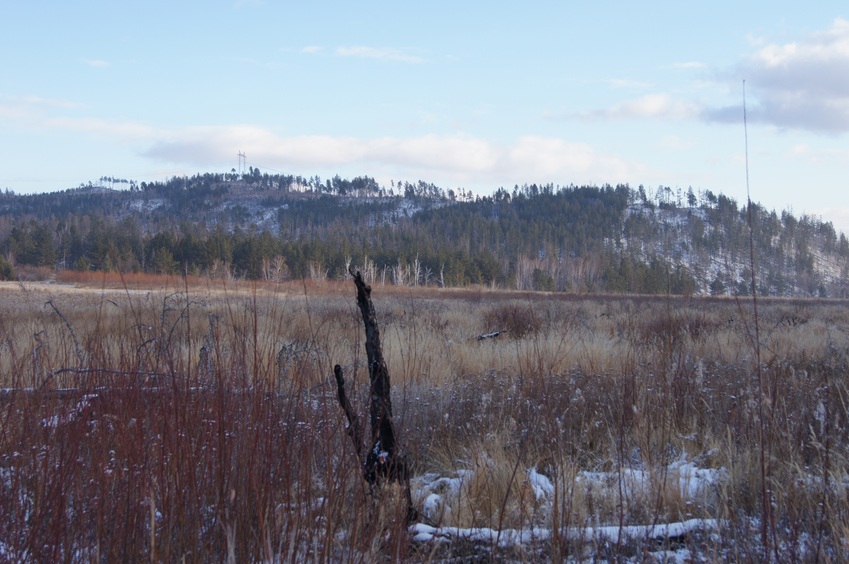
[[477, 329, 509, 341]]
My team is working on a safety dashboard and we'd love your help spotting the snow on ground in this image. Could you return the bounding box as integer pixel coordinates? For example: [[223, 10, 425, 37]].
[[410, 456, 727, 560], [576, 457, 727, 502], [410, 517, 720, 546], [40, 393, 100, 429], [528, 466, 555, 500], [127, 198, 165, 213]]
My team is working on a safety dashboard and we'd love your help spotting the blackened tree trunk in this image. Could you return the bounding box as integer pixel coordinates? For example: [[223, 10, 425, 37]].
[[334, 268, 416, 522], [333, 364, 365, 462]]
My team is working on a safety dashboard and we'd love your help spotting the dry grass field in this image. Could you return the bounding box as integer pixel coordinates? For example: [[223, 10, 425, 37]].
[[1, 272, 848, 561]]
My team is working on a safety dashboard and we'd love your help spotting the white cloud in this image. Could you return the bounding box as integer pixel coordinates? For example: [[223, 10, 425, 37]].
[[670, 61, 707, 70], [705, 18, 849, 132], [82, 59, 110, 68], [658, 134, 695, 151], [753, 18, 849, 68], [370, 135, 498, 172], [785, 143, 849, 163], [335, 46, 425, 64], [604, 78, 652, 90], [8, 102, 646, 188], [578, 93, 701, 121], [504, 137, 640, 180], [21, 96, 85, 110], [136, 126, 643, 187], [790, 143, 810, 156], [46, 116, 158, 142], [0, 95, 87, 121], [814, 206, 849, 236], [0, 95, 84, 114], [301, 45, 323, 54]]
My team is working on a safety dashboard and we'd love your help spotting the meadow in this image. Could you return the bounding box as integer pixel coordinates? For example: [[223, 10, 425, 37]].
[[1, 272, 848, 561]]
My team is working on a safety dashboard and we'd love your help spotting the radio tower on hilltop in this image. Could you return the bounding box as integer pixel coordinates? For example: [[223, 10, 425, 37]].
[[237, 151, 246, 175]]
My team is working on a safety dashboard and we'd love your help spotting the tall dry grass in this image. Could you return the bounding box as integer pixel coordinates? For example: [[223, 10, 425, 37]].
[[1, 278, 848, 559]]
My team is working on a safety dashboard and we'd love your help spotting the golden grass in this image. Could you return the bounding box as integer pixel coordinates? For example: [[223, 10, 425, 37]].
[[2, 278, 849, 558]]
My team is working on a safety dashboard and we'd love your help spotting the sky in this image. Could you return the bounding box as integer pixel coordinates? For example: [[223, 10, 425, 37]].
[[2, 1, 848, 234]]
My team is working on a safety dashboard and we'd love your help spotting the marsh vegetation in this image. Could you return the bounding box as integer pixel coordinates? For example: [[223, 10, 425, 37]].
[[1, 273, 848, 560]]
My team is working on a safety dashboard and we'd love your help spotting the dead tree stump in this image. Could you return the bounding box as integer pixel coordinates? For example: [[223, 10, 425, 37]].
[[334, 268, 417, 523]]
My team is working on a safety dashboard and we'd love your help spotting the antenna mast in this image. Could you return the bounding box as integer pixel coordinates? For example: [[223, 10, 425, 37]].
[[744, 78, 771, 558], [237, 151, 246, 175], [743, 81, 751, 206]]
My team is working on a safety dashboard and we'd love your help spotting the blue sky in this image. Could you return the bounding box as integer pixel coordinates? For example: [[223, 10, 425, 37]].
[[2, 1, 848, 234]]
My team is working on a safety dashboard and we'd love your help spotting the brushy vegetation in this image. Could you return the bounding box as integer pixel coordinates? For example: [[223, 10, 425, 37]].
[[1, 274, 849, 561]]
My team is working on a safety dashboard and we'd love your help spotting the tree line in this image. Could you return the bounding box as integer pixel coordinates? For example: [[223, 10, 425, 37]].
[[1, 174, 847, 297]]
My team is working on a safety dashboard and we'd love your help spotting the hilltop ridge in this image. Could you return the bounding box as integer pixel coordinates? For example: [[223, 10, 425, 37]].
[[1, 172, 847, 297]]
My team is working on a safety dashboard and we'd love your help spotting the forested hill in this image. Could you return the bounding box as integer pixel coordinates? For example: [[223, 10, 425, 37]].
[[1, 171, 847, 298]]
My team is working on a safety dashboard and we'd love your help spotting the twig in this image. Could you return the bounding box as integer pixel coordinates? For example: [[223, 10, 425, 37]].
[[45, 300, 85, 366]]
